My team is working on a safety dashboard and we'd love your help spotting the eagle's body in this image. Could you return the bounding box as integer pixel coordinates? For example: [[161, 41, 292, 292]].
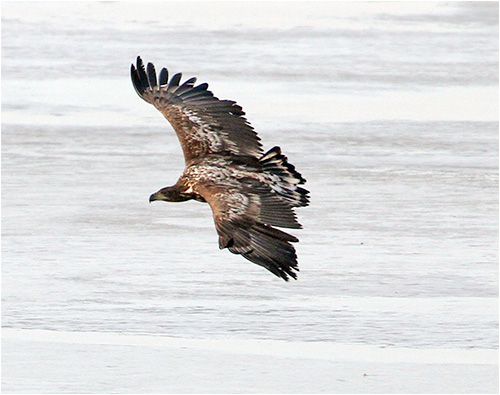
[[131, 57, 309, 280]]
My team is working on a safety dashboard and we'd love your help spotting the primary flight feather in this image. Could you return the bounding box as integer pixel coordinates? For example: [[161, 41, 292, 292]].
[[131, 56, 310, 280]]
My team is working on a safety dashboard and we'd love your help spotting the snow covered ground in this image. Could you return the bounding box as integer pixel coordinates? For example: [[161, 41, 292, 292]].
[[2, 1, 498, 393], [2, 328, 497, 393]]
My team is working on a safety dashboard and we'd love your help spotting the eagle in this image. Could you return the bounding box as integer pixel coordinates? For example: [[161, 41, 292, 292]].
[[131, 57, 310, 281]]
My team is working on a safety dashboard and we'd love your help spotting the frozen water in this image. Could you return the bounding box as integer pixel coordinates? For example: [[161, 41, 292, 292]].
[[2, 328, 498, 394], [2, 1, 498, 393]]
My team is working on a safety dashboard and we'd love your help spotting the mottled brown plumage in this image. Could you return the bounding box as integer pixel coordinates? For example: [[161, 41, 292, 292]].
[[131, 56, 309, 280]]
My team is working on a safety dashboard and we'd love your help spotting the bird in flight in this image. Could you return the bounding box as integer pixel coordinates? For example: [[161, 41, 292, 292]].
[[131, 57, 309, 280]]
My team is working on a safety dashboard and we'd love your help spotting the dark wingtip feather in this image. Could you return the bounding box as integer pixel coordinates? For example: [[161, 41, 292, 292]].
[[130, 63, 136, 81], [159, 67, 169, 86], [174, 77, 198, 96], [195, 82, 209, 91], [241, 223, 300, 281], [135, 56, 148, 90], [286, 268, 299, 281], [131, 63, 146, 97], [169, 72, 182, 88], [181, 77, 197, 87], [147, 62, 158, 89]]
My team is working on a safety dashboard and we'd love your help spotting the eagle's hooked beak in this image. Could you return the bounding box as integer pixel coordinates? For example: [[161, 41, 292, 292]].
[[149, 193, 157, 203]]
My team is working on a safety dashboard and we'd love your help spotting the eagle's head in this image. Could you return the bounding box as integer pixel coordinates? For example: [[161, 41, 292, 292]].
[[149, 186, 192, 203]]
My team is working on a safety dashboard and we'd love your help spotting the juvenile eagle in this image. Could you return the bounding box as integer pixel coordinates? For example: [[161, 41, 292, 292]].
[[131, 57, 309, 280]]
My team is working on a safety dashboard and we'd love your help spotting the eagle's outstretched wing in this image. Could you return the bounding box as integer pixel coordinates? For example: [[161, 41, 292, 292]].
[[131, 56, 263, 162], [199, 180, 302, 281]]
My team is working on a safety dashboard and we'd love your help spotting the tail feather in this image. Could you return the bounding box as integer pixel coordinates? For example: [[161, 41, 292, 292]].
[[260, 147, 310, 208]]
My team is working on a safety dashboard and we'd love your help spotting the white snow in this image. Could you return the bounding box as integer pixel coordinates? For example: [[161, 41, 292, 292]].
[[2, 329, 498, 393], [2, 1, 498, 393]]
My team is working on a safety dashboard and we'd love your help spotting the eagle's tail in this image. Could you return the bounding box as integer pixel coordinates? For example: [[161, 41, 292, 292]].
[[260, 147, 310, 208]]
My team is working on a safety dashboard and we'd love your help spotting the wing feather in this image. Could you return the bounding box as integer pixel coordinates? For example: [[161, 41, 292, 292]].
[[159, 67, 169, 86], [238, 223, 299, 281], [136, 57, 148, 88], [200, 183, 300, 281], [168, 72, 182, 91], [131, 56, 262, 162], [147, 63, 157, 89]]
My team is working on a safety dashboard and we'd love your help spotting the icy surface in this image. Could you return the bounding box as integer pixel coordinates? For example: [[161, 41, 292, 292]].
[[2, 328, 498, 394], [2, 1, 498, 393]]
